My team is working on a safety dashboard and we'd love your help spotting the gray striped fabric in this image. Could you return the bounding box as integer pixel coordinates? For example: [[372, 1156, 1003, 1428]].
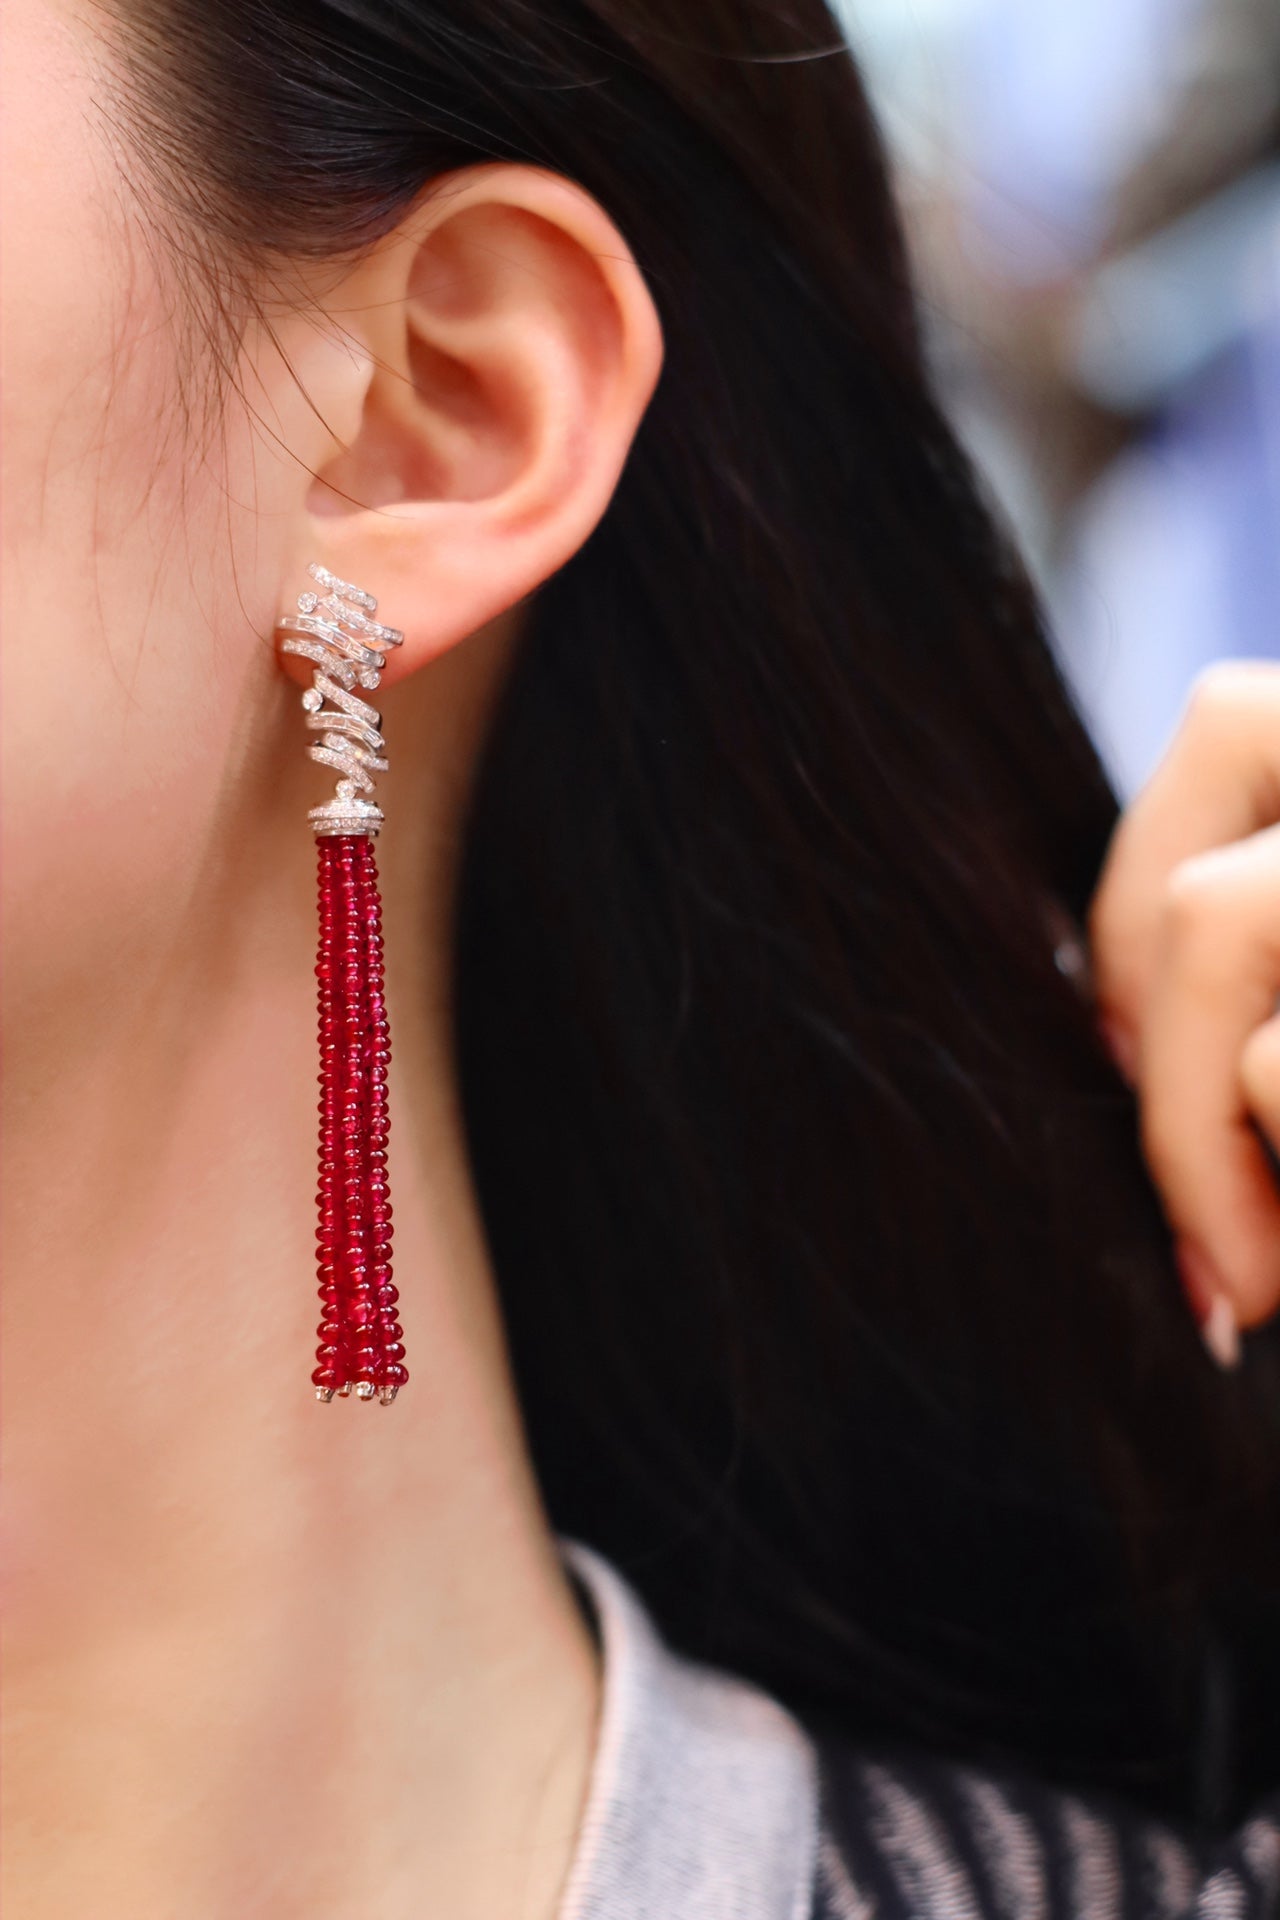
[[558, 1541, 1280, 1920]]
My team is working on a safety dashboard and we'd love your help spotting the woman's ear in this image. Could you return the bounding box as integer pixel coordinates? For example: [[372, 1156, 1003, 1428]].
[[275, 163, 664, 682]]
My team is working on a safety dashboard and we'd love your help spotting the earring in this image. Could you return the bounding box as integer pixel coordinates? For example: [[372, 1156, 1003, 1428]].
[[279, 562, 409, 1405]]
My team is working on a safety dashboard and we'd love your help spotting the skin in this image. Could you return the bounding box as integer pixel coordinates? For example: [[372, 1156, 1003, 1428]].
[[1092, 661, 1280, 1356], [1, 1, 662, 1915]]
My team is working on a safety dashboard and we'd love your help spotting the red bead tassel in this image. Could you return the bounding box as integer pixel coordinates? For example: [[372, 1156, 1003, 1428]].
[[311, 835, 408, 1404]]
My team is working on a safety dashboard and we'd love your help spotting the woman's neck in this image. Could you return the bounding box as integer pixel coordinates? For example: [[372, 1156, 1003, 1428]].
[[1, 620, 601, 1920]]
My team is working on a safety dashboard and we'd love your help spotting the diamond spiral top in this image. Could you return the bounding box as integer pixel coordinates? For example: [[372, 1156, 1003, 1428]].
[[278, 562, 404, 836]]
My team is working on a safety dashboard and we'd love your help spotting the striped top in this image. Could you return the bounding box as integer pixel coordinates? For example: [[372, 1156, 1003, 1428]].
[[558, 1540, 1280, 1920]]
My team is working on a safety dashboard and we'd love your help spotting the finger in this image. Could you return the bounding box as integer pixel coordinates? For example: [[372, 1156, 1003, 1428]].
[[1240, 1013, 1280, 1161], [1090, 662, 1280, 1051], [1138, 830, 1280, 1328]]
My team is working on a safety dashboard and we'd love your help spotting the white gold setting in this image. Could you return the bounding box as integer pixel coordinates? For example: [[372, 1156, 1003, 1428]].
[[279, 561, 403, 836]]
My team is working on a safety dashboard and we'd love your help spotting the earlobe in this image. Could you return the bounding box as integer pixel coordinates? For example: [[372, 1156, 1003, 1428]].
[[283, 164, 664, 681]]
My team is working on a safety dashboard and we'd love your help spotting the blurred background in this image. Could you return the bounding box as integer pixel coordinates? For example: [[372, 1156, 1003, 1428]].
[[838, 0, 1280, 797]]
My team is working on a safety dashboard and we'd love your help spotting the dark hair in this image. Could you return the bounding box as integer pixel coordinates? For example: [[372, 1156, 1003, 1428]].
[[96, 0, 1280, 1824]]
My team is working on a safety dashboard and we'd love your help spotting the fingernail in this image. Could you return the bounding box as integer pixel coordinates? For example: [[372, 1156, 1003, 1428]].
[[1099, 1012, 1138, 1084], [1175, 1241, 1241, 1371]]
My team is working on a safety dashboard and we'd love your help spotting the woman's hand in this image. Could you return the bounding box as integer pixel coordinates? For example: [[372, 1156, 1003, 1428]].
[[1089, 662, 1280, 1367]]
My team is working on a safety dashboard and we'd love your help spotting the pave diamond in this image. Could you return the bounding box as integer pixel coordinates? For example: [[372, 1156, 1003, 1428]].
[[291, 562, 392, 836]]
